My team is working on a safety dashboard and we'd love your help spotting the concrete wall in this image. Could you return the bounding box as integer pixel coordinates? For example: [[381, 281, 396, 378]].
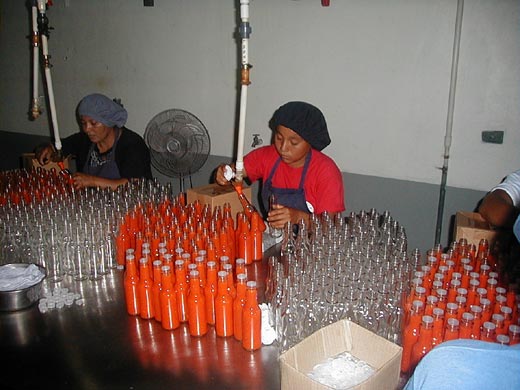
[[1, 0, 514, 252]]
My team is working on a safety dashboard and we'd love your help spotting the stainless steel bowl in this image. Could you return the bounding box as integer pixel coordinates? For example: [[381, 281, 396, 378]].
[[0, 263, 46, 312]]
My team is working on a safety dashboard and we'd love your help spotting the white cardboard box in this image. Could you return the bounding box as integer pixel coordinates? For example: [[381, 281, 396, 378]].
[[279, 319, 402, 390]]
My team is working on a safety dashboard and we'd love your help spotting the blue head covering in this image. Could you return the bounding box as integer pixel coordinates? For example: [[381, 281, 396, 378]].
[[269, 101, 331, 151], [77, 93, 128, 128]]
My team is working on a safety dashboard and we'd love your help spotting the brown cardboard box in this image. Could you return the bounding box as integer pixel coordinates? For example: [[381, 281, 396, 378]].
[[186, 183, 253, 221], [454, 211, 498, 247], [22, 153, 72, 172], [280, 319, 402, 390]]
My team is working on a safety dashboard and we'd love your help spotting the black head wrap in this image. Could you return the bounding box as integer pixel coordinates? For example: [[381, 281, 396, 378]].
[[269, 101, 331, 151]]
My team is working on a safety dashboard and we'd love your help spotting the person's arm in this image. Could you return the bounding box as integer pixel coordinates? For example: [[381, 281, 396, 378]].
[[478, 189, 519, 228], [72, 172, 128, 191], [267, 204, 309, 228]]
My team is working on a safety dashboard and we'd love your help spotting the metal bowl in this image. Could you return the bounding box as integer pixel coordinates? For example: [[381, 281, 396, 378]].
[[0, 263, 46, 312]]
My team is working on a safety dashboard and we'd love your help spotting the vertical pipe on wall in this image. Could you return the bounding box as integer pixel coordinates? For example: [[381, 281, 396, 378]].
[[235, 0, 252, 184], [435, 0, 464, 245]]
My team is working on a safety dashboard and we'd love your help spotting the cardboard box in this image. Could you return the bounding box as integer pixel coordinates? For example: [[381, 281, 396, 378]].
[[186, 183, 253, 221], [22, 153, 72, 173], [454, 211, 498, 247], [280, 319, 402, 390]]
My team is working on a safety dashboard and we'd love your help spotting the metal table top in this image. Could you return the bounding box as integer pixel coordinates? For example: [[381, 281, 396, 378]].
[[0, 248, 281, 390]]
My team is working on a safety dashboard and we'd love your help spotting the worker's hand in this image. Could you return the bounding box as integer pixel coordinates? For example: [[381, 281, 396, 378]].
[[215, 164, 229, 186], [267, 204, 310, 229], [72, 172, 99, 190], [35, 144, 55, 166]]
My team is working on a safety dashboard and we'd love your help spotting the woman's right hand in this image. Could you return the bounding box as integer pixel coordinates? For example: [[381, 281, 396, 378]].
[[215, 164, 230, 186], [35, 144, 55, 166]]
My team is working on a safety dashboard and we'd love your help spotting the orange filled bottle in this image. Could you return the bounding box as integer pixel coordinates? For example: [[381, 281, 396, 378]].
[[410, 315, 434, 370], [223, 264, 237, 299], [215, 270, 234, 337], [138, 258, 154, 319], [204, 261, 218, 326], [152, 260, 163, 322], [187, 270, 208, 337], [431, 307, 444, 347], [235, 258, 246, 278], [466, 278, 480, 307], [160, 265, 180, 330], [470, 305, 483, 340], [480, 321, 496, 342], [480, 298, 493, 323], [233, 273, 248, 341], [444, 318, 459, 341], [459, 312, 474, 339], [508, 324, 520, 345], [174, 259, 189, 322], [400, 299, 424, 375], [242, 280, 262, 351], [123, 254, 140, 316], [237, 214, 253, 265], [445, 302, 458, 323], [491, 313, 506, 336]]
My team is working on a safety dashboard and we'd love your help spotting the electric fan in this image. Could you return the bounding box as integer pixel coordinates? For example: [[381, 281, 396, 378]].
[[144, 109, 211, 192]]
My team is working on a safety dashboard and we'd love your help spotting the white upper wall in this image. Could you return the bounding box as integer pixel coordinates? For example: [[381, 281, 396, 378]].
[[0, 0, 518, 191]]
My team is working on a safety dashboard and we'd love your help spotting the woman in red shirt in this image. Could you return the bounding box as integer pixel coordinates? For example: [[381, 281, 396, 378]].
[[216, 101, 344, 229]]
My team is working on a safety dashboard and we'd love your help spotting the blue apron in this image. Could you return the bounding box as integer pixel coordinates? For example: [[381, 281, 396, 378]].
[[83, 129, 121, 179], [261, 150, 312, 214]]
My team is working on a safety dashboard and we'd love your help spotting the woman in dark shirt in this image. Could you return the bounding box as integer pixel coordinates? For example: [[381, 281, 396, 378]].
[[37, 93, 152, 190]]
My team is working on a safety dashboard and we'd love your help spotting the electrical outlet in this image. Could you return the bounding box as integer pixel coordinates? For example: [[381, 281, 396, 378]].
[[482, 130, 504, 144]]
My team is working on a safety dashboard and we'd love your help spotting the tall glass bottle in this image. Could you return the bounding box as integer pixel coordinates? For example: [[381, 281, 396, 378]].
[[138, 257, 154, 319], [152, 259, 163, 322], [160, 265, 180, 330], [242, 280, 262, 351], [410, 315, 434, 370], [444, 318, 460, 341], [400, 299, 424, 375], [233, 273, 248, 341], [204, 260, 218, 326], [215, 270, 234, 337], [124, 254, 140, 316], [174, 259, 189, 323], [187, 270, 208, 337]]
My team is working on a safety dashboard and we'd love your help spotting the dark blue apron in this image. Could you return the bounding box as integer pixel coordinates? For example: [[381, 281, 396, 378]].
[[83, 129, 121, 179], [261, 150, 312, 214]]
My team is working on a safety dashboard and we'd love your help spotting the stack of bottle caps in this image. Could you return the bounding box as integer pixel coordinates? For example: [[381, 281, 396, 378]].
[[117, 193, 265, 351], [400, 238, 520, 376]]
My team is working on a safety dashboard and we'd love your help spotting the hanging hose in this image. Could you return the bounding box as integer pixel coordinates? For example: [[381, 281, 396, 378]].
[[435, 0, 464, 245], [234, 0, 252, 184], [31, 3, 41, 119], [36, 0, 62, 154]]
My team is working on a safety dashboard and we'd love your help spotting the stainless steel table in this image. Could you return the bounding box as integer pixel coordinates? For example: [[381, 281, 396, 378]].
[[0, 247, 281, 390]]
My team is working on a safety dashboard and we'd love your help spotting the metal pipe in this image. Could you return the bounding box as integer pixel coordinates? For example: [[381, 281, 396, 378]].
[[31, 4, 41, 119], [435, 0, 464, 245], [234, 0, 252, 183], [37, 0, 62, 152]]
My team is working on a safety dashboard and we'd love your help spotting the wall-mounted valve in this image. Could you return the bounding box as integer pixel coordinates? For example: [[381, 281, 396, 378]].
[[251, 134, 263, 148]]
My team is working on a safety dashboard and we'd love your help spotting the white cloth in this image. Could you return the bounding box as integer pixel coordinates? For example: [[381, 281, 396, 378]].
[[492, 169, 520, 207], [0, 264, 45, 291]]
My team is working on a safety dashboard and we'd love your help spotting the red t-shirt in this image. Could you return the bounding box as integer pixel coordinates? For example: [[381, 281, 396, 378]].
[[244, 145, 345, 214]]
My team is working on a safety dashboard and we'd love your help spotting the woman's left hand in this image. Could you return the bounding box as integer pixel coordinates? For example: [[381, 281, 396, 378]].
[[267, 204, 309, 229], [72, 172, 99, 189]]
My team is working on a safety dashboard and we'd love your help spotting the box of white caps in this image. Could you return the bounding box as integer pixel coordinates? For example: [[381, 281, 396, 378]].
[[279, 319, 402, 390]]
